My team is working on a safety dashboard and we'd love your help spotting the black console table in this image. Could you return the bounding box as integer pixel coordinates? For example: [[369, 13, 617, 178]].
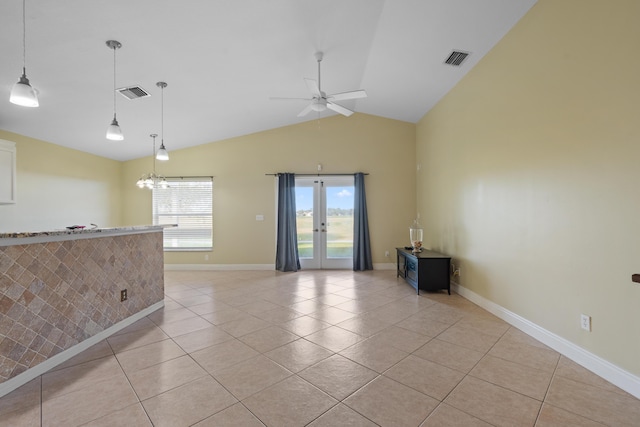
[[396, 248, 451, 295]]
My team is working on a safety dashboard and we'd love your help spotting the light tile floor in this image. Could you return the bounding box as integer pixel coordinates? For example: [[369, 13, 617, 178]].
[[1, 270, 639, 426]]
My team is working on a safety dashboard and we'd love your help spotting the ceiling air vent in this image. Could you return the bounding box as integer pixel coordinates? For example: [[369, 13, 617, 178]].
[[444, 50, 470, 66], [116, 86, 150, 100]]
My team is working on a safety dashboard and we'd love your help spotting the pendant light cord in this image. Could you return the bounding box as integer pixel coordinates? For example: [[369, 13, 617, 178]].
[[161, 84, 164, 147], [152, 135, 157, 174], [112, 45, 117, 118], [21, 0, 26, 72], [317, 57, 321, 92]]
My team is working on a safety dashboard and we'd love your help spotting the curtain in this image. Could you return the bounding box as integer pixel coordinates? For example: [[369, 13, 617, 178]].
[[353, 172, 373, 270], [275, 173, 300, 272]]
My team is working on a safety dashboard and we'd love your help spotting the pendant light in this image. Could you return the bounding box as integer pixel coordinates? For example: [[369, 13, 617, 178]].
[[136, 134, 168, 189], [10, 0, 39, 107], [105, 40, 124, 140], [155, 82, 169, 160]]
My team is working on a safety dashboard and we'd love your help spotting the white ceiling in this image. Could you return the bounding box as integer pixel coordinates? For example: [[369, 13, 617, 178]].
[[0, 0, 537, 161]]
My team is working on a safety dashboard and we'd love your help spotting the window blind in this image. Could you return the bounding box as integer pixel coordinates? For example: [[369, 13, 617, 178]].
[[152, 178, 213, 250]]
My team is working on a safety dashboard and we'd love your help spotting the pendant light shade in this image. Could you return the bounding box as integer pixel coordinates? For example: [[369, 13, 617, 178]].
[[156, 82, 169, 161], [10, 69, 38, 107], [106, 40, 123, 140], [10, 0, 38, 107], [156, 143, 169, 161], [106, 116, 123, 140]]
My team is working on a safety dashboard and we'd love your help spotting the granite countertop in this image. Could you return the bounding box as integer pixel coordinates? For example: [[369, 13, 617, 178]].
[[0, 224, 176, 240]]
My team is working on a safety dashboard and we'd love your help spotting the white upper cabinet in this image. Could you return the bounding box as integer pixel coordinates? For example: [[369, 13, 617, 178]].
[[0, 140, 17, 204]]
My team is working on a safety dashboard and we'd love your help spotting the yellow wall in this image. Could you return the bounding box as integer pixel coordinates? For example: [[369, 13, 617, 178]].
[[416, 0, 640, 376], [122, 113, 416, 266], [0, 131, 122, 232]]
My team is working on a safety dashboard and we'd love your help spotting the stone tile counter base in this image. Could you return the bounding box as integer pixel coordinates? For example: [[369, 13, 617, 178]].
[[0, 229, 165, 394]]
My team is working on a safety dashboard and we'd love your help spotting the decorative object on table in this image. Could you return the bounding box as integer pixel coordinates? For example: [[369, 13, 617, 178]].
[[409, 219, 423, 253]]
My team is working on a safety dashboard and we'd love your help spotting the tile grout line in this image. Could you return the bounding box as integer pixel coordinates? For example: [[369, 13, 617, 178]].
[[104, 332, 155, 427], [533, 353, 563, 426]]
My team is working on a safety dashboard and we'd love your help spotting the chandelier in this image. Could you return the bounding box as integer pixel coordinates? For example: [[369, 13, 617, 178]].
[[136, 134, 168, 189]]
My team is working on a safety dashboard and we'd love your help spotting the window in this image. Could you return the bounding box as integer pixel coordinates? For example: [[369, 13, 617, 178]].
[[152, 178, 213, 250]]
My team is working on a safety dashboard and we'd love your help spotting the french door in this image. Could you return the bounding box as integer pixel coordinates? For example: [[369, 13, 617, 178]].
[[295, 176, 354, 269]]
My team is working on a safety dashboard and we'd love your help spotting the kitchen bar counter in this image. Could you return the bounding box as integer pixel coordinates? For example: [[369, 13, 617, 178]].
[[0, 225, 173, 397], [0, 224, 175, 245]]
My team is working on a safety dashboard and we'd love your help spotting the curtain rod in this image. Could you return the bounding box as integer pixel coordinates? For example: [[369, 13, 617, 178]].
[[265, 173, 368, 177], [165, 176, 214, 179]]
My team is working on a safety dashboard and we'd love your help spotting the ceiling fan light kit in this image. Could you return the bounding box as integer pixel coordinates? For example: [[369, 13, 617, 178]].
[[274, 51, 367, 118], [310, 98, 327, 112]]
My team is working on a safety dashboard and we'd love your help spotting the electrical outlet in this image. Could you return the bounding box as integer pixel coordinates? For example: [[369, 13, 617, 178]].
[[385, 251, 390, 257], [451, 263, 460, 277], [204, 254, 209, 261], [580, 314, 591, 331], [120, 289, 127, 302]]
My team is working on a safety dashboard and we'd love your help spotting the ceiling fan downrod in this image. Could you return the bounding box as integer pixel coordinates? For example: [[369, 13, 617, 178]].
[[315, 51, 323, 93]]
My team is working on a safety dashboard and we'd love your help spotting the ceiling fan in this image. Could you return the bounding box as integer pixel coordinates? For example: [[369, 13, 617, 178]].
[[272, 52, 367, 117]]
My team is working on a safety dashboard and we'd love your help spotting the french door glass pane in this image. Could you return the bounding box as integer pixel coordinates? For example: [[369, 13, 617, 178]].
[[325, 185, 354, 258], [295, 185, 313, 258]]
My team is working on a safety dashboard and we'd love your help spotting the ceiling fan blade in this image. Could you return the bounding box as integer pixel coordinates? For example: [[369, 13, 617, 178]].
[[304, 78, 321, 97], [327, 101, 354, 117], [329, 89, 367, 101], [269, 97, 313, 101], [297, 104, 314, 117]]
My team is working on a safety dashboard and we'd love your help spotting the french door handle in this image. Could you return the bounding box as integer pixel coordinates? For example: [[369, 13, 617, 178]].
[[313, 229, 319, 232]]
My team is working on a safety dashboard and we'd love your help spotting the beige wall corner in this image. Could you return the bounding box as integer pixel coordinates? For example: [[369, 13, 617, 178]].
[[416, 0, 640, 379]]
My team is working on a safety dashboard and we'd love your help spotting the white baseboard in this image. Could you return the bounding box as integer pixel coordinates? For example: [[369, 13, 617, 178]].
[[165, 264, 274, 271], [0, 301, 164, 399], [451, 282, 640, 400], [166, 263, 397, 271], [373, 262, 396, 270]]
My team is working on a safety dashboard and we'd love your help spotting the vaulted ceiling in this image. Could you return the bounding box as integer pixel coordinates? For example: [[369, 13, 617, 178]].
[[0, 0, 537, 161]]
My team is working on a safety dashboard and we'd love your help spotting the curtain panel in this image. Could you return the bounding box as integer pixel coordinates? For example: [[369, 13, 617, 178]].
[[353, 172, 373, 270], [275, 173, 301, 272]]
